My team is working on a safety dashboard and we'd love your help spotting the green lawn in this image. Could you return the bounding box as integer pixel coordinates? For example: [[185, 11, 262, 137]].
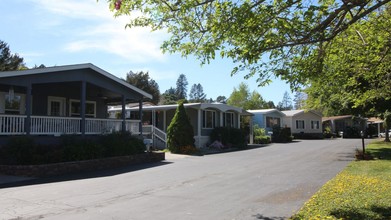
[[291, 141, 391, 220]]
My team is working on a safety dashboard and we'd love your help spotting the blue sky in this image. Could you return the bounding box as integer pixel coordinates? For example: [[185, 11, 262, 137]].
[[0, 0, 293, 104]]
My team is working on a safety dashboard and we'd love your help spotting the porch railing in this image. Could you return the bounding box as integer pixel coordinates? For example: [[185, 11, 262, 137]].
[[0, 114, 140, 136]]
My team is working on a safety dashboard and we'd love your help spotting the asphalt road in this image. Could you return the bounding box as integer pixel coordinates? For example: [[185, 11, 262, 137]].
[[0, 139, 364, 220]]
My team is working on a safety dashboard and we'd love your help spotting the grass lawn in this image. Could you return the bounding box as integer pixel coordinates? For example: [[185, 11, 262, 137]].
[[291, 141, 391, 220]]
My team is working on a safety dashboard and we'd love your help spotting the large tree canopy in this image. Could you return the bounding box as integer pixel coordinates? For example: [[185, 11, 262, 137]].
[[304, 6, 391, 116], [126, 70, 161, 104], [107, 0, 390, 85]]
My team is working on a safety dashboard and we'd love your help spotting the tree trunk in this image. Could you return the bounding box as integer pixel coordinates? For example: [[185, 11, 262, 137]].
[[385, 125, 390, 142]]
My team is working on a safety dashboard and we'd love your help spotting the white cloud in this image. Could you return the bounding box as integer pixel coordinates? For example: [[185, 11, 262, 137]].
[[30, 0, 168, 64]]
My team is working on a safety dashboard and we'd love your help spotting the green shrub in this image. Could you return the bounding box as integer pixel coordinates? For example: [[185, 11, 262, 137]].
[[210, 127, 246, 148], [254, 136, 271, 144], [167, 101, 195, 154], [0, 133, 146, 165], [272, 126, 293, 143]]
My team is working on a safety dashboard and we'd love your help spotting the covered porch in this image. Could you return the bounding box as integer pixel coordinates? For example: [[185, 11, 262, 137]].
[[0, 63, 151, 138]]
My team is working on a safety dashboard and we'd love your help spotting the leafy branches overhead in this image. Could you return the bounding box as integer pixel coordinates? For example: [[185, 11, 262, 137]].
[[106, 0, 390, 86]]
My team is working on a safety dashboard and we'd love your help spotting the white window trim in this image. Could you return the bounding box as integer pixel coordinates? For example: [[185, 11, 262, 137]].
[[47, 96, 66, 116], [2, 92, 26, 115], [69, 99, 96, 118], [224, 112, 234, 127], [203, 110, 216, 129], [311, 120, 320, 130], [296, 120, 305, 129]]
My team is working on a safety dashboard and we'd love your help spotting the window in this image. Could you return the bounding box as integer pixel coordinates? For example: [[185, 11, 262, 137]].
[[296, 120, 305, 129], [311, 120, 320, 129], [223, 112, 234, 127], [48, 96, 66, 116], [266, 116, 281, 128], [202, 110, 215, 129], [69, 100, 96, 118], [4, 94, 21, 114]]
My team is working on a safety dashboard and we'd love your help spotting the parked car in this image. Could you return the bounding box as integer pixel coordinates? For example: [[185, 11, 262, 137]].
[[379, 130, 391, 138]]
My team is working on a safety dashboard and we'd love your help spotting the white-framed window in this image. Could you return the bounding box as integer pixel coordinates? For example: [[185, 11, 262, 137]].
[[48, 96, 66, 116], [202, 110, 216, 129], [311, 120, 320, 129], [266, 116, 281, 128], [4, 94, 21, 114], [69, 99, 96, 118], [223, 112, 234, 127], [296, 120, 305, 129]]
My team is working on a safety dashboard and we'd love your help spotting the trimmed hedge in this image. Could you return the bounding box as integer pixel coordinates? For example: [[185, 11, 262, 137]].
[[210, 127, 246, 148], [0, 133, 146, 165], [272, 126, 293, 143]]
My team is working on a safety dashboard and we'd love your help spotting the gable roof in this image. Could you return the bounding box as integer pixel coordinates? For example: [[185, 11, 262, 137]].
[[247, 109, 284, 116], [282, 109, 322, 117], [0, 63, 152, 99]]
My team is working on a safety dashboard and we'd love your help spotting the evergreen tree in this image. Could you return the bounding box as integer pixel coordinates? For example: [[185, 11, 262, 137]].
[[166, 101, 196, 154], [175, 74, 188, 100], [161, 87, 177, 104], [0, 40, 25, 71], [126, 71, 161, 104], [189, 83, 206, 103], [277, 91, 293, 111], [293, 91, 307, 110], [216, 96, 227, 104]]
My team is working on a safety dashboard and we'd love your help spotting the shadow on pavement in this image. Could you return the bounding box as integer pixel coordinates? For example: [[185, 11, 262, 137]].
[[253, 214, 286, 220], [0, 161, 172, 189]]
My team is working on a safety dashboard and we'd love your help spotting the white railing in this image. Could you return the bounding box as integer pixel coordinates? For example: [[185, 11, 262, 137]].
[[0, 114, 141, 136], [0, 115, 26, 135], [31, 116, 81, 135], [140, 125, 167, 148]]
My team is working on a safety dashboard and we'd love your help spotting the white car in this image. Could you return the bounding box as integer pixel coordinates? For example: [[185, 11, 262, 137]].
[[379, 130, 391, 138]]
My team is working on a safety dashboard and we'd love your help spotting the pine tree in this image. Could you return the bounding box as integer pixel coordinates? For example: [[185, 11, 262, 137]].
[[166, 101, 195, 153]]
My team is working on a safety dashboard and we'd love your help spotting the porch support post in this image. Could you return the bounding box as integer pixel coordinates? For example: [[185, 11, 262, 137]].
[[121, 95, 126, 133], [197, 109, 202, 148], [81, 80, 86, 136], [139, 99, 143, 136], [237, 114, 241, 129], [25, 83, 32, 135], [220, 112, 224, 127], [163, 110, 166, 131]]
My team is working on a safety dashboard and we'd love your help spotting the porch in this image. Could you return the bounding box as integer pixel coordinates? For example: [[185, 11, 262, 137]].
[[0, 114, 141, 135]]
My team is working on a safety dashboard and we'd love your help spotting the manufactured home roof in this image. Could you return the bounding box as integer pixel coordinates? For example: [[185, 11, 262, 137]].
[[282, 109, 323, 117], [109, 102, 252, 115], [0, 63, 152, 99]]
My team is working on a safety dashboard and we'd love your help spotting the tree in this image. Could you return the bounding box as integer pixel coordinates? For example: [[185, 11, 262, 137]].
[[382, 110, 391, 142], [107, 0, 390, 86], [293, 91, 307, 110], [0, 40, 25, 71], [126, 71, 161, 104], [266, 101, 276, 109], [188, 83, 207, 103], [161, 87, 177, 104], [216, 96, 227, 104], [175, 74, 188, 100], [227, 82, 267, 110], [277, 91, 293, 111], [166, 101, 196, 153], [304, 6, 391, 117]]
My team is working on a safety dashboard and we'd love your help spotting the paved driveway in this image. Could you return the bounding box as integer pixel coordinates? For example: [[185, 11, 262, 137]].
[[0, 139, 363, 219]]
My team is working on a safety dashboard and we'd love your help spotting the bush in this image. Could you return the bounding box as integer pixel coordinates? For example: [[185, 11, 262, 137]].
[[272, 126, 293, 143], [0, 133, 146, 165], [254, 135, 271, 144], [166, 101, 196, 154], [210, 127, 246, 148]]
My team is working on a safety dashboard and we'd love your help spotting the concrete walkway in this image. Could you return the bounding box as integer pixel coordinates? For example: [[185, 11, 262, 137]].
[[0, 139, 364, 219]]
